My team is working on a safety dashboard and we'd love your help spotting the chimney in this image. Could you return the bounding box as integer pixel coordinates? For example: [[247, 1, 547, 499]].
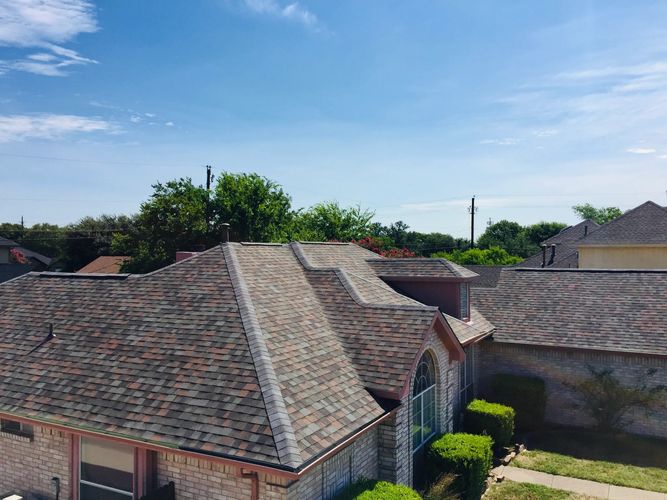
[[548, 244, 556, 266], [541, 244, 547, 268], [221, 223, 230, 243]]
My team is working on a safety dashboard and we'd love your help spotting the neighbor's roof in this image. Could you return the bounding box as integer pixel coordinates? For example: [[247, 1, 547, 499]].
[[0, 242, 471, 471], [474, 268, 667, 357], [367, 257, 478, 280], [0, 264, 33, 283], [0, 236, 19, 248], [466, 265, 506, 288], [517, 219, 600, 268], [0, 236, 52, 266], [577, 201, 667, 246], [78, 255, 130, 274]]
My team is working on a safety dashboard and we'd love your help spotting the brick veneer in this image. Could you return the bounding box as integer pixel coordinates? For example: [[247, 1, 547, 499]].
[[0, 426, 71, 498], [478, 341, 667, 438]]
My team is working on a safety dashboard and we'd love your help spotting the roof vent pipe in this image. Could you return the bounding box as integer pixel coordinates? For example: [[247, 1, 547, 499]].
[[221, 223, 230, 243], [548, 244, 556, 266], [541, 244, 547, 268]]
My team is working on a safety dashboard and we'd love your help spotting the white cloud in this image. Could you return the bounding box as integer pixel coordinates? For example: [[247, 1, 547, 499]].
[[480, 137, 519, 146], [130, 115, 142, 123], [0, 0, 98, 76], [0, 114, 116, 142], [243, 0, 318, 27], [144, 112, 156, 118], [532, 128, 558, 138], [626, 147, 656, 154], [165, 121, 174, 127]]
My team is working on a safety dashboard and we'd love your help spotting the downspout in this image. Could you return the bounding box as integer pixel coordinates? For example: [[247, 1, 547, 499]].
[[240, 469, 259, 500]]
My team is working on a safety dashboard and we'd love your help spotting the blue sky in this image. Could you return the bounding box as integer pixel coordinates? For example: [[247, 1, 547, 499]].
[[1, 0, 667, 237]]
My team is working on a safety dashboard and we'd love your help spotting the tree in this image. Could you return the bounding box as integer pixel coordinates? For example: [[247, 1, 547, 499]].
[[119, 173, 294, 273], [63, 215, 136, 271], [477, 220, 534, 257], [432, 246, 523, 265], [567, 366, 666, 432], [290, 202, 375, 241], [524, 222, 567, 246], [572, 204, 623, 225]]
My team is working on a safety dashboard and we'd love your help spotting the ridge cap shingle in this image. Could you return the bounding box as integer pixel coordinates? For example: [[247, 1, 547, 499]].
[[290, 242, 437, 312], [222, 243, 302, 468]]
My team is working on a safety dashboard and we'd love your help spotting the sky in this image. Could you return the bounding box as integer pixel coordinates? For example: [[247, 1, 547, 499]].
[[1, 0, 667, 237]]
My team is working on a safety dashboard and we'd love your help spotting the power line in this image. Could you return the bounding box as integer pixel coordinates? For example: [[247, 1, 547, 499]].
[[0, 152, 167, 168]]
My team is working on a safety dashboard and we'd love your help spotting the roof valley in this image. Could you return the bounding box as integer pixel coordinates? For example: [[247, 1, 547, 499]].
[[221, 243, 302, 468]]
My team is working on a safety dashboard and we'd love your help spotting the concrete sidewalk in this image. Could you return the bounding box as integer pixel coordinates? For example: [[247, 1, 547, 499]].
[[491, 465, 667, 499]]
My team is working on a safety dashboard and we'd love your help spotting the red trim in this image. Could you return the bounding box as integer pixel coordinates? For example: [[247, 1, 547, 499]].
[[239, 469, 259, 500], [136, 448, 148, 497]]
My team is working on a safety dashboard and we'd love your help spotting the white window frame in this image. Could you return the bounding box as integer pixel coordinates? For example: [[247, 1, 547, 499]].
[[79, 438, 134, 499], [412, 384, 437, 453], [459, 282, 469, 320]]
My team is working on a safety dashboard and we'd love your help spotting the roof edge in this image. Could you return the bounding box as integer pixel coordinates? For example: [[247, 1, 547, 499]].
[[222, 243, 302, 468]]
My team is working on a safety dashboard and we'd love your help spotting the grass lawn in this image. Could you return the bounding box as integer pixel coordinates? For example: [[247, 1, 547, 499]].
[[484, 481, 594, 500], [511, 427, 667, 493]]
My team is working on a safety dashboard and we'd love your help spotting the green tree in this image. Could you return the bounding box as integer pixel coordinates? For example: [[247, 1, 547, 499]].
[[119, 173, 294, 273], [524, 222, 567, 246], [290, 202, 375, 241], [477, 220, 534, 257], [432, 246, 522, 265], [572, 203, 623, 225]]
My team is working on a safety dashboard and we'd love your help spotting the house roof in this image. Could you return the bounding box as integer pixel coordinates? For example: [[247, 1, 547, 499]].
[[0, 236, 19, 248], [0, 242, 474, 471], [366, 258, 478, 280], [0, 236, 52, 267], [517, 219, 600, 268], [466, 265, 506, 288], [0, 264, 33, 283], [78, 255, 130, 274], [474, 268, 667, 357], [577, 201, 667, 246]]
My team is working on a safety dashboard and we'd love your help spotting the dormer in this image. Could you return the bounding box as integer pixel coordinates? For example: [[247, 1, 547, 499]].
[[366, 258, 477, 320]]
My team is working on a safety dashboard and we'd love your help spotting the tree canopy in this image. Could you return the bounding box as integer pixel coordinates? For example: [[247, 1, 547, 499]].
[[432, 246, 523, 265], [477, 220, 566, 258], [572, 203, 623, 225]]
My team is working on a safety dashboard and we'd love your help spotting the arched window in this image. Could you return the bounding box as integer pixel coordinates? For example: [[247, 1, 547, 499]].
[[412, 351, 437, 451]]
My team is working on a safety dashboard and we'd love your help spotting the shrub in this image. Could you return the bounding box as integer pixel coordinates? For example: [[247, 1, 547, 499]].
[[489, 374, 546, 431], [465, 399, 515, 450], [427, 433, 493, 500], [335, 479, 421, 500]]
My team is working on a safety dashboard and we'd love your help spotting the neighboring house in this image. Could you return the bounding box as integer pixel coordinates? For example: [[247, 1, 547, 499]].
[[474, 268, 667, 438], [77, 255, 130, 274], [0, 242, 494, 500], [576, 201, 667, 268], [0, 236, 52, 283], [516, 219, 600, 268]]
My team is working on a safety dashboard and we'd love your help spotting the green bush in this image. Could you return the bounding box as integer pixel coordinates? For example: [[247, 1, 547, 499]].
[[423, 473, 458, 500], [335, 479, 421, 500], [489, 374, 546, 431], [427, 433, 493, 500], [465, 399, 515, 450]]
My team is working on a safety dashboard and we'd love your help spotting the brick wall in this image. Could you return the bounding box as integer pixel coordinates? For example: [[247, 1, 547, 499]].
[[287, 426, 378, 500], [478, 341, 667, 438], [0, 425, 71, 498]]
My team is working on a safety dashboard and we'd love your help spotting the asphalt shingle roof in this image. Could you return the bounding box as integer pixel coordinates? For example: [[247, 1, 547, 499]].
[[474, 268, 667, 357], [0, 242, 482, 470], [367, 258, 478, 279], [578, 201, 667, 246], [78, 255, 130, 274], [517, 219, 600, 268]]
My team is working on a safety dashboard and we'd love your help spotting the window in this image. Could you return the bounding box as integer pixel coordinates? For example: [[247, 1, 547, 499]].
[[459, 282, 469, 319], [412, 351, 437, 452], [0, 419, 33, 438], [459, 347, 475, 410], [80, 437, 134, 500]]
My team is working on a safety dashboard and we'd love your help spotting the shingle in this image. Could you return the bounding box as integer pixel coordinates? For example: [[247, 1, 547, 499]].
[[474, 268, 667, 356], [577, 201, 667, 246]]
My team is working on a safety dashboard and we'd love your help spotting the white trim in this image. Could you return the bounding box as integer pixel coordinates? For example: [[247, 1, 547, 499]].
[[412, 384, 436, 454], [80, 480, 133, 497]]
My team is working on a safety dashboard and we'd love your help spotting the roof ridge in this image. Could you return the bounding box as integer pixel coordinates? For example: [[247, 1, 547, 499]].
[[290, 242, 437, 312], [222, 243, 302, 468]]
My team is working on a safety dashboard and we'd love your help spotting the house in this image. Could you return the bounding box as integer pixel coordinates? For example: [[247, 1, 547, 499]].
[[77, 255, 130, 274], [516, 219, 599, 268], [0, 242, 494, 500], [474, 267, 667, 438], [0, 236, 52, 284], [576, 201, 667, 268]]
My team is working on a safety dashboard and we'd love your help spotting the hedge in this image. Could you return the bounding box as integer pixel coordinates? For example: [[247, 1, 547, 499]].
[[465, 399, 515, 449], [334, 479, 421, 500], [427, 433, 493, 500], [489, 374, 546, 431]]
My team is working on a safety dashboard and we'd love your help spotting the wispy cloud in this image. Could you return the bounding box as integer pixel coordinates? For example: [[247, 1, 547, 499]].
[[480, 137, 519, 146], [0, 114, 117, 142], [0, 0, 98, 76], [165, 121, 174, 127], [626, 147, 656, 154], [242, 0, 318, 28]]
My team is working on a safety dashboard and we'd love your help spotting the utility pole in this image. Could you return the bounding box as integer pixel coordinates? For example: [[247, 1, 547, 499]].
[[468, 196, 478, 248], [206, 165, 212, 191]]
